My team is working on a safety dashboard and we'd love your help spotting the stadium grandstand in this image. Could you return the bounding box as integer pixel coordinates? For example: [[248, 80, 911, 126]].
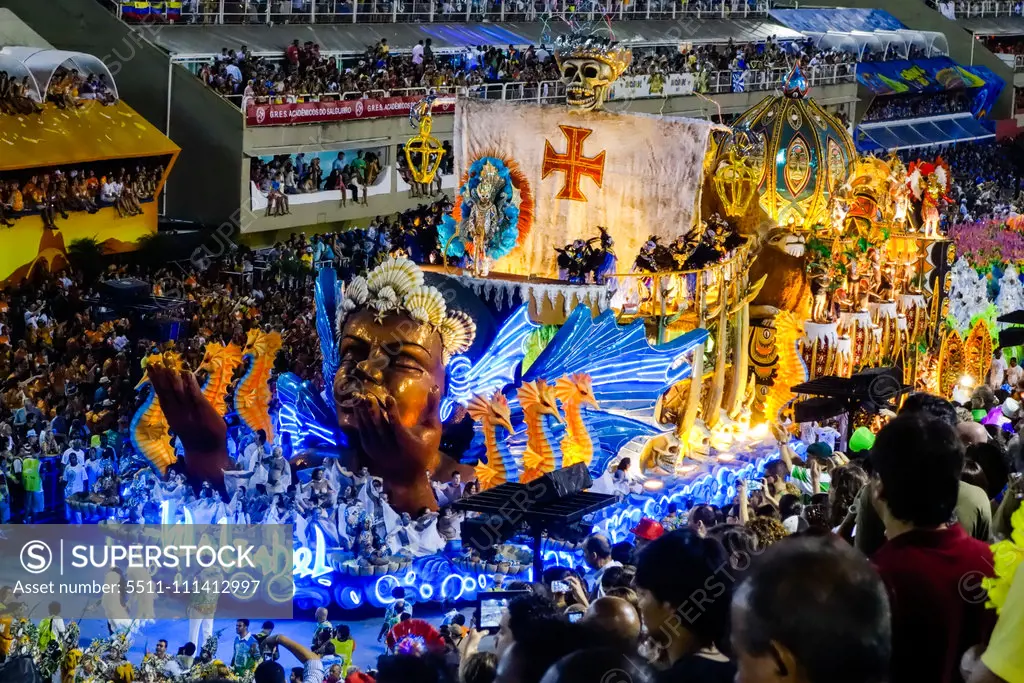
[[0, 0, 1013, 231]]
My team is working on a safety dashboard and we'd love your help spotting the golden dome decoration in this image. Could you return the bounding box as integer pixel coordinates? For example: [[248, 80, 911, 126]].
[[724, 77, 857, 232]]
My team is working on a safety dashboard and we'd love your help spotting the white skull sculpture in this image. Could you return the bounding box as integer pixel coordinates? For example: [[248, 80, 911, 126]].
[[559, 58, 616, 111]]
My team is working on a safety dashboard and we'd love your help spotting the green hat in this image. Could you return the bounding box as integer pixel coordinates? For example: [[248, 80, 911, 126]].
[[849, 427, 876, 453], [972, 409, 987, 422], [806, 441, 834, 459]]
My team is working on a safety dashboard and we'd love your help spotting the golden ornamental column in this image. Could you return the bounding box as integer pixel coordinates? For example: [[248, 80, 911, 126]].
[[839, 310, 874, 369], [800, 321, 840, 379]]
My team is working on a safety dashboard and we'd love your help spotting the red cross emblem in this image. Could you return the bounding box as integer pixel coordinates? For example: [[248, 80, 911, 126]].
[[541, 125, 606, 202]]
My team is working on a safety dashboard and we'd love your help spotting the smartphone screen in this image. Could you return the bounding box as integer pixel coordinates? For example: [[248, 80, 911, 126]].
[[550, 580, 570, 594], [476, 591, 529, 632], [567, 611, 583, 623]]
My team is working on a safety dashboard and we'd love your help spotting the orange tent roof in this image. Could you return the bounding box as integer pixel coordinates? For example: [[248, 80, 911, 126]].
[[0, 99, 179, 171]]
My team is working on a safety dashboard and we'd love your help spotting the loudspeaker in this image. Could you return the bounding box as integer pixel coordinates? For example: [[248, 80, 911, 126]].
[[461, 515, 517, 553], [532, 463, 593, 503], [101, 278, 149, 305], [794, 397, 846, 423]]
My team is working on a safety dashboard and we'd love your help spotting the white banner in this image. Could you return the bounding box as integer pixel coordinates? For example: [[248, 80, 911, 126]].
[[454, 99, 715, 278], [608, 75, 648, 101], [607, 72, 696, 101], [665, 73, 696, 96]]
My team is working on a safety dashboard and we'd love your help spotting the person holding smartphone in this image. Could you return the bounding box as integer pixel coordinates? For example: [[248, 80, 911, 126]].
[[256, 633, 324, 683]]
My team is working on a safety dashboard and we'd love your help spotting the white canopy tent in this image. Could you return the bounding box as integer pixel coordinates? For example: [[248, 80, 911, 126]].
[[0, 52, 42, 101], [806, 28, 948, 60], [805, 31, 860, 56], [0, 47, 118, 100]]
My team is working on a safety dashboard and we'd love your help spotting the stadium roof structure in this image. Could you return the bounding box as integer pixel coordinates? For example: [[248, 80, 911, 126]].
[[958, 16, 1024, 36], [769, 7, 906, 33], [150, 19, 805, 57], [854, 113, 995, 153]]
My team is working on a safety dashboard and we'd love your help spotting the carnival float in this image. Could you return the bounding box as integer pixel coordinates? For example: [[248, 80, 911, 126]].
[[121, 32, 994, 612]]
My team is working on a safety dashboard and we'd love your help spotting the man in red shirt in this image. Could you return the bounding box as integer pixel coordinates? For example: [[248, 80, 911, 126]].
[[870, 414, 995, 683], [286, 39, 300, 74]]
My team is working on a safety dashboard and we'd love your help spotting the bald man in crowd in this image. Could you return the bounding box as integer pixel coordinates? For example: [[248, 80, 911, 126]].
[[582, 596, 642, 645]]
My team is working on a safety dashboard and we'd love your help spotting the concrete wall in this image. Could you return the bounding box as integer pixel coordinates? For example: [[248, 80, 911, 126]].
[[0, 8, 49, 47], [0, 0, 243, 226]]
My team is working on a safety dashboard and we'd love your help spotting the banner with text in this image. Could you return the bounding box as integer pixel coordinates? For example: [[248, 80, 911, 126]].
[[2, 524, 293, 620], [607, 73, 696, 100], [246, 96, 456, 126]]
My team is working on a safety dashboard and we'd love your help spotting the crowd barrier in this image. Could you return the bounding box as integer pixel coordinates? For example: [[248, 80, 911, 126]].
[[112, 0, 770, 24]]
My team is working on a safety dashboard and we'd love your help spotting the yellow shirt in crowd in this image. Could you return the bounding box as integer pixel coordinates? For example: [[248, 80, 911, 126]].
[[982, 563, 1024, 682]]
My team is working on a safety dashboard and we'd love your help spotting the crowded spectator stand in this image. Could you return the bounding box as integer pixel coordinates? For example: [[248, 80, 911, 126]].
[[0, 46, 180, 284]]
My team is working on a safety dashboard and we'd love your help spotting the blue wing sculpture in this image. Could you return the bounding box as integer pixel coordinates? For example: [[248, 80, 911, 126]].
[[523, 306, 709, 416], [440, 304, 538, 421], [315, 267, 341, 384]]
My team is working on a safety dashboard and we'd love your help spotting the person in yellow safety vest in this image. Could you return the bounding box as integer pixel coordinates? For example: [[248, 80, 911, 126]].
[[38, 602, 66, 650], [16, 446, 43, 523], [330, 624, 355, 676]]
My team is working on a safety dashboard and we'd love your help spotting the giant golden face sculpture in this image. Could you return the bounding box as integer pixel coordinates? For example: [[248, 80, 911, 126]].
[[333, 258, 476, 513]]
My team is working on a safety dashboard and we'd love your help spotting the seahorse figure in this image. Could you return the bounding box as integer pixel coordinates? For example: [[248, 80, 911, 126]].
[[131, 351, 182, 474], [235, 330, 283, 440], [198, 342, 244, 417], [554, 373, 599, 468], [518, 380, 564, 483], [467, 391, 516, 490]]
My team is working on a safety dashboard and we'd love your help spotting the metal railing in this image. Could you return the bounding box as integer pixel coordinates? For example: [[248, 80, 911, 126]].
[[240, 84, 467, 106], [234, 63, 853, 119], [952, 0, 1024, 16], [706, 63, 856, 93], [1015, 54, 1024, 72], [113, 0, 770, 24]]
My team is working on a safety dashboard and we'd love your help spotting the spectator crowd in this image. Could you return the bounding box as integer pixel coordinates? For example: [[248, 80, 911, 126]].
[[8, 386, 1024, 683], [863, 92, 973, 123], [0, 162, 166, 228], [0, 66, 116, 116], [197, 36, 859, 104]]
